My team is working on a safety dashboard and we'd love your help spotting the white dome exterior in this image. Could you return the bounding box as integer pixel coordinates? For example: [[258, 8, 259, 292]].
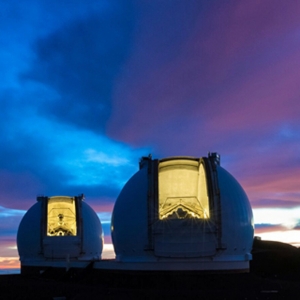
[[17, 195, 103, 266], [111, 166, 149, 260], [111, 154, 254, 272]]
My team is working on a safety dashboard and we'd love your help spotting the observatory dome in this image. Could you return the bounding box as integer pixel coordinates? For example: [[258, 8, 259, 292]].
[[111, 153, 254, 272], [17, 195, 103, 271]]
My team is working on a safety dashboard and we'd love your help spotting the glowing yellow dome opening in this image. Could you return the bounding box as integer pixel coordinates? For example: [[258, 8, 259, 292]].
[[47, 196, 77, 236], [158, 159, 210, 220]]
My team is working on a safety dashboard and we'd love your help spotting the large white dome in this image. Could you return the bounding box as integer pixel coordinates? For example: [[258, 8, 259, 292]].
[[111, 154, 254, 272], [17, 195, 103, 266]]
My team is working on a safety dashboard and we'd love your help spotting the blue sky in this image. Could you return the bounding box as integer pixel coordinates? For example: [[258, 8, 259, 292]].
[[1, 0, 300, 268]]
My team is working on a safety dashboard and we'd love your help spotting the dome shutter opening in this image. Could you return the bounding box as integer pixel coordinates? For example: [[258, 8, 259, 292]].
[[154, 159, 217, 257]]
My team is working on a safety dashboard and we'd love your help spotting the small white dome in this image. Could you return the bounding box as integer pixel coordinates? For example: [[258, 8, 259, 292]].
[[111, 154, 254, 271], [17, 195, 103, 263]]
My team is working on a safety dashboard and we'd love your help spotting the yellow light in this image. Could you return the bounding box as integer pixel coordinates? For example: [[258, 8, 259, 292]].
[[158, 159, 210, 220], [47, 196, 77, 236]]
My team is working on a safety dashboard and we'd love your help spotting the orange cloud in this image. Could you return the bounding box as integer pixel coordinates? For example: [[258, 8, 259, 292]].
[[0, 257, 20, 269]]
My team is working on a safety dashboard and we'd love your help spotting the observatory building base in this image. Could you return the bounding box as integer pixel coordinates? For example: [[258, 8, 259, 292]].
[[20, 257, 250, 276]]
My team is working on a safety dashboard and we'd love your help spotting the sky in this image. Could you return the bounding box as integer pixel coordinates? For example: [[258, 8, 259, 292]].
[[1, 0, 300, 270]]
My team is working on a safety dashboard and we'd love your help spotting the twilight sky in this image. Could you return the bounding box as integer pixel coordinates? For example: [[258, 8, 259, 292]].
[[1, 0, 300, 269]]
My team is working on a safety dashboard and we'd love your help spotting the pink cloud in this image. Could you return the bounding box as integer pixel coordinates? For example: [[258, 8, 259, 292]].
[[108, 1, 300, 150], [205, 49, 300, 134], [224, 140, 300, 207]]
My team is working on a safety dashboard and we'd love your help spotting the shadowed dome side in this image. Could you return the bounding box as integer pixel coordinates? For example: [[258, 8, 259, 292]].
[[81, 201, 104, 259], [111, 166, 149, 260], [17, 202, 43, 261], [217, 166, 254, 255]]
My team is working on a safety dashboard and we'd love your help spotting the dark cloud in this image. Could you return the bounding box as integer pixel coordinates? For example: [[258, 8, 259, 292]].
[[22, 3, 135, 132]]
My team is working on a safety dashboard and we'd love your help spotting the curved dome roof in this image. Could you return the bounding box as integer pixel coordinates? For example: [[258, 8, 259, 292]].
[[111, 154, 254, 271], [17, 195, 103, 262]]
